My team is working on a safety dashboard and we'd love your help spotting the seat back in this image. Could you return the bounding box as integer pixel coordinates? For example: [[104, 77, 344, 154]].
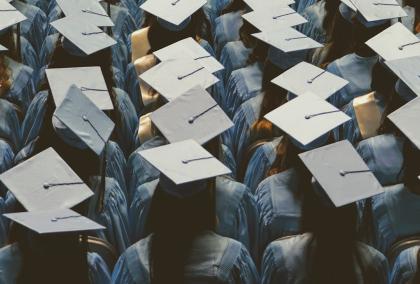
[[388, 235, 420, 265], [84, 236, 118, 271]]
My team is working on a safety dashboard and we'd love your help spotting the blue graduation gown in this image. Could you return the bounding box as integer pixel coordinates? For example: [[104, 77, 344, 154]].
[[256, 169, 302, 257], [129, 176, 260, 260], [261, 233, 388, 284], [112, 231, 259, 284], [326, 53, 378, 108], [390, 246, 419, 284]]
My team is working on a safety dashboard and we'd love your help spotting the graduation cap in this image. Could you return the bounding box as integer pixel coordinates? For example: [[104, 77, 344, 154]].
[[0, 0, 27, 32], [388, 96, 420, 149], [4, 209, 104, 234], [271, 61, 349, 100], [0, 148, 93, 212], [140, 0, 206, 29], [150, 85, 233, 144], [46, 67, 113, 110], [242, 7, 307, 32], [252, 27, 323, 53], [153, 37, 224, 73], [385, 56, 420, 99], [299, 140, 384, 207], [351, 0, 406, 23], [139, 139, 231, 197], [0, 44, 6, 51], [53, 85, 115, 156], [243, 0, 295, 11], [265, 92, 351, 146], [139, 58, 219, 101], [365, 22, 420, 61], [55, 0, 114, 27], [50, 16, 117, 56]]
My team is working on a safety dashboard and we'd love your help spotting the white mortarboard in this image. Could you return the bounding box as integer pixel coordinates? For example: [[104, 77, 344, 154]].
[[243, 0, 295, 11], [265, 92, 350, 146], [0, 44, 6, 51], [53, 85, 115, 156], [139, 58, 219, 101], [4, 209, 104, 234], [242, 7, 307, 32], [252, 27, 323, 53], [153, 37, 224, 73], [0, 148, 93, 212], [50, 16, 117, 56], [150, 85, 233, 144], [46, 67, 113, 110], [271, 61, 349, 100], [351, 0, 406, 23], [140, 0, 206, 27], [55, 0, 114, 27], [365, 23, 420, 61], [299, 140, 384, 207], [388, 96, 420, 149], [385, 56, 420, 97], [0, 0, 27, 31], [139, 139, 231, 186]]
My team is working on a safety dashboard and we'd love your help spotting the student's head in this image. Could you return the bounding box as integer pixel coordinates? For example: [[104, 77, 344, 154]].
[[9, 223, 89, 284], [146, 9, 211, 52], [147, 178, 216, 284]]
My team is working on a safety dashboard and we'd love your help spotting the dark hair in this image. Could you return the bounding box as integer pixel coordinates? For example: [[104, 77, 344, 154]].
[[318, 9, 355, 67], [0, 28, 17, 100], [301, 184, 383, 283], [322, 0, 341, 38], [9, 222, 89, 284], [221, 0, 247, 15], [249, 60, 288, 144], [402, 140, 420, 190], [146, 181, 216, 284], [146, 9, 212, 52]]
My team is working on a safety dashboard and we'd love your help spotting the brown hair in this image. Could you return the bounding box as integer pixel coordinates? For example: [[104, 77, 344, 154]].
[[0, 55, 12, 97]]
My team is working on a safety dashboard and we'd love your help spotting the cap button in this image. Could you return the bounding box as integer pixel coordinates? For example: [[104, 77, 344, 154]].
[[188, 117, 195, 124], [43, 183, 50, 189], [82, 115, 88, 121]]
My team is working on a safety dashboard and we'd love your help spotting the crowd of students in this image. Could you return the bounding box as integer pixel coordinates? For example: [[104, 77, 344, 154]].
[[0, 0, 419, 283]]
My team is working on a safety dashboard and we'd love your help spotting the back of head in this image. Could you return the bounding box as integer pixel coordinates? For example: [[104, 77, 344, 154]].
[[147, 181, 216, 284], [301, 182, 382, 283], [147, 9, 211, 52], [10, 223, 89, 284]]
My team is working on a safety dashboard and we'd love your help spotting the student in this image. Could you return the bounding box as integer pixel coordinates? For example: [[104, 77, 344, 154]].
[[333, 61, 398, 145], [325, 2, 392, 108], [368, 135, 420, 254], [131, 2, 213, 114], [0, 208, 110, 284], [112, 140, 259, 284], [127, 87, 259, 260], [261, 141, 388, 284]]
